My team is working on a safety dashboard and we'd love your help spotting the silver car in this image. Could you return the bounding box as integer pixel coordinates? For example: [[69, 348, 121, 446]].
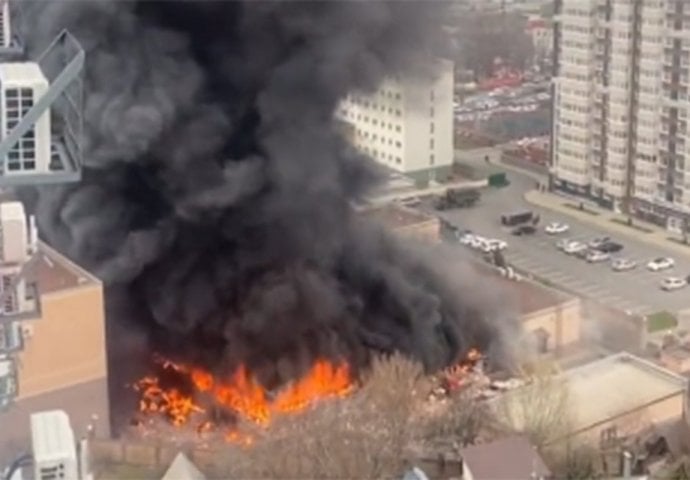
[[611, 258, 637, 272]]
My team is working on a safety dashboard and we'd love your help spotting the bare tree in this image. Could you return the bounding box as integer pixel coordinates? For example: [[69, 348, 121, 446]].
[[491, 363, 571, 448]]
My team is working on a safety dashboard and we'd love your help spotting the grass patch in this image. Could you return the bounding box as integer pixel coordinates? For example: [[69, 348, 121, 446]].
[[610, 217, 653, 233], [647, 311, 678, 333], [562, 202, 600, 216]]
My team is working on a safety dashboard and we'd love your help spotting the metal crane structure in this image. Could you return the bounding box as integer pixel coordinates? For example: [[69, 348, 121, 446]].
[[0, 0, 85, 186]]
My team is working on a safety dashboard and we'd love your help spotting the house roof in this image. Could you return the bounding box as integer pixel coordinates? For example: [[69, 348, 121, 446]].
[[460, 435, 550, 480], [30, 241, 100, 295], [471, 262, 572, 316], [161, 452, 206, 480], [360, 204, 436, 229]]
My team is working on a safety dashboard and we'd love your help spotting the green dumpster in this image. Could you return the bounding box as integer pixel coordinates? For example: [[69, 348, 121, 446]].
[[488, 172, 509, 188]]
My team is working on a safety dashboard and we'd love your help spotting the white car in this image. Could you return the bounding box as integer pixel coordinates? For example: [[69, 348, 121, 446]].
[[563, 241, 588, 255], [611, 258, 637, 272], [545, 222, 569, 235], [586, 250, 610, 263], [485, 239, 507, 251], [588, 236, 611, 249], [661, 277, 687, 291], [556, 238, 572, 250], [647, 257, 675, 271], [458, 233, 475, 246]]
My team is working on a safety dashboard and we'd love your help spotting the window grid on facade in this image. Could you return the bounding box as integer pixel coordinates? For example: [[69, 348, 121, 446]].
[[5, 88, 37, 172]]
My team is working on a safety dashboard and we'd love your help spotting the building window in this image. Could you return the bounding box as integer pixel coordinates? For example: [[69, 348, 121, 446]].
[[430, 139, 434, 149], [430, 107, 435, 116], [430, 122, 434, 133], [430, 90, 435, 101], [395, 110, 401, 117], [395, 141, 402, 148], [396, 157, 401, 164], [395, 93, 401, 100], [395, 125, 401, 132], [430, 154, 435, 165]]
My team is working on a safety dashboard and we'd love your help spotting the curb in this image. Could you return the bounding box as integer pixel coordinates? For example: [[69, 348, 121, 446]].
[[524, 190, 690, 260]]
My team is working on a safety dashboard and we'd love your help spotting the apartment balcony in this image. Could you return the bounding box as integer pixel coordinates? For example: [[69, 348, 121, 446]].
[[0, 356, 18, 410]]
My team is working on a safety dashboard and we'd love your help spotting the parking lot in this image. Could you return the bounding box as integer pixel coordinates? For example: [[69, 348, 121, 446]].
[[424, 173, 690, 317]]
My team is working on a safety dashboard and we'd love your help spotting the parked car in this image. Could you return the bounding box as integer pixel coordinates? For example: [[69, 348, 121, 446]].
[[544, 222, 570, 235], [611, 258, 637, 272], [588, 237, 611, 249], [556, 238, 573, 250], [574, 247, 591, 260], [647, 257, 675, 271], [596, 241, 624, 253], [485, 239, 508, 251], [563, 241, 587, 255], [511, 225, 536, 236], [586, 250, 610, 263], [661, 277, 687, 291]]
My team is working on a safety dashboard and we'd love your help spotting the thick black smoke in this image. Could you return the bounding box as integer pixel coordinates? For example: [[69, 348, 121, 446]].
[[18, 0, 513, 384]]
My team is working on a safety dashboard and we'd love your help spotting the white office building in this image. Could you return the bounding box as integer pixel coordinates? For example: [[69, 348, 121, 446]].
[[0, 63, 51, 177], [552, 0, 690, 231], [338, 59, 454, 186]]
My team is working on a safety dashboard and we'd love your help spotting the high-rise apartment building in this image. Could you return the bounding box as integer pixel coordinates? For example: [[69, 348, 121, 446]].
[[0, 63, 52, 177], [338, 59, 454, 187], [552, 0, 690, 231]]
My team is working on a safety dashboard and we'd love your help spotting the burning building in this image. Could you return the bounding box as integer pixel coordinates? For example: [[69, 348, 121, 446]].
[[0, 201, 109, 465]]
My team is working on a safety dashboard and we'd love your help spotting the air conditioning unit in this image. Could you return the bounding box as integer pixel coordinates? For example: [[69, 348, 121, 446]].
[[30, 410, 78, 480], [0, 202, 27, 264]]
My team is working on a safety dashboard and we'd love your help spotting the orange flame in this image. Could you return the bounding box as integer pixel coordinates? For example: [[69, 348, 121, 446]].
[[133, 356, 354, 442]]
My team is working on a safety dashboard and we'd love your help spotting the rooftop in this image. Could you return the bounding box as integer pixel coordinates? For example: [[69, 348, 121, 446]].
[[471, 262, 572, 315], [460, 435, 550, 480], [360, 204, 436, 230], [498, 353, 687, 437], [30, 241, 100, 295]]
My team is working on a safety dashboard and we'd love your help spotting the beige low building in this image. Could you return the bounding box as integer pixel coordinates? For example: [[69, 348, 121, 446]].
[[359, 203, 440, 243], [473, 263, 583, 355], [496, 353, 688, 450], [0, 241, 110, 464]]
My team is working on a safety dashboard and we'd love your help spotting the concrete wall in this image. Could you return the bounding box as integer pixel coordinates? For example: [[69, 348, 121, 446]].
[[17, 284, 107, 397], [0, 377, 110, 465], [522, 298, 582, 353], [565, 393, 686, 449]]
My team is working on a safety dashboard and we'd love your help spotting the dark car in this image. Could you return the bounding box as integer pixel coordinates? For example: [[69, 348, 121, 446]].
[[596, 241, 623, 253], [511, 225, 536, 236]]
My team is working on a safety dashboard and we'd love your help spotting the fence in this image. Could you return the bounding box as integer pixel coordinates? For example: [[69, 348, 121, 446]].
[[89, 437, 463, 479]]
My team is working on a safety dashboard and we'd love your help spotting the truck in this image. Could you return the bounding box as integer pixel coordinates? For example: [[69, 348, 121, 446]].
[[500, 210, 534, 226], [433, 188, 480, 211]]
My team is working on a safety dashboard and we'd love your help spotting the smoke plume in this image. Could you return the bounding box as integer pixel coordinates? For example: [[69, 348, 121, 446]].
[[17, 0, 513, 383]]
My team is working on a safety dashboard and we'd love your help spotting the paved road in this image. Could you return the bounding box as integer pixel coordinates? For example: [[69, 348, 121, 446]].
[[427, 171, 690, 317]]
